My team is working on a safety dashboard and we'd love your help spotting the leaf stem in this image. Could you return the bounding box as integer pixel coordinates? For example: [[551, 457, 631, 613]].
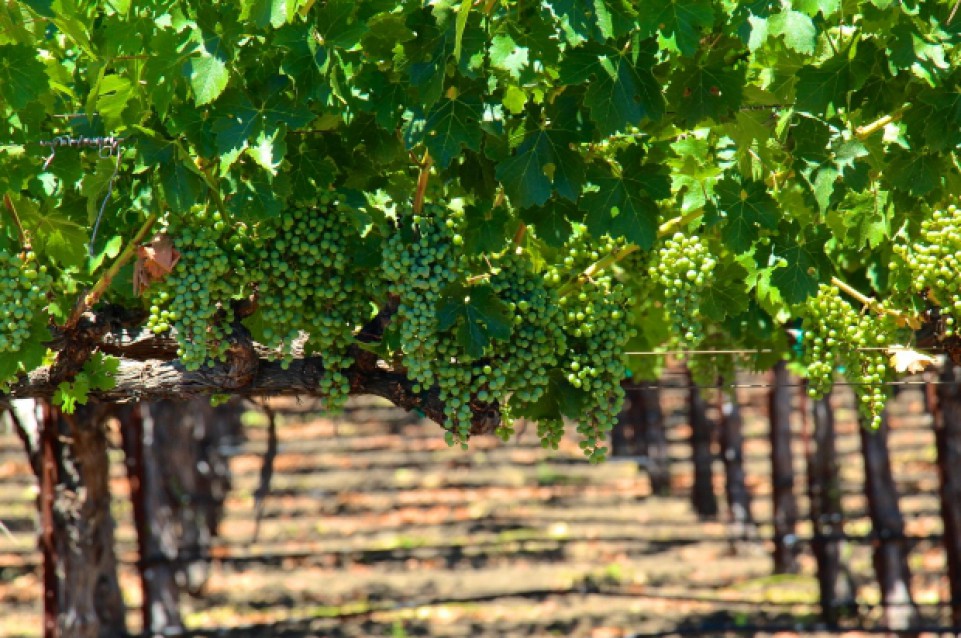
[[556, 210, 705, 298], [830, 276, 919, 329], [657, 209, 704, 238], [855, 104, 910, 140], [413, 151, 433, 215], [512, 222, 526, 246], [65, 213, 159, 330], [2, 194, 29, 250]]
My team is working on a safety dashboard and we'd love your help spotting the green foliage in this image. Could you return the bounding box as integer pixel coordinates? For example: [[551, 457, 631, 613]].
[[2, 0, 961, 451]]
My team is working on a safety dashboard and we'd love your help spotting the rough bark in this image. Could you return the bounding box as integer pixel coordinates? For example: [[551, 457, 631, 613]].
[[717, 386, 755, 541], [638, 381, 671, 496], [807, 391, 855, 626], [611, 381, 637, 458], [688, 371, 718, 519], [769, 361, 799, 574], [9, 349, 499, 434], [932, 366, 961, 627], [43, 401, 126, 638], [859, 410, 919, 631]]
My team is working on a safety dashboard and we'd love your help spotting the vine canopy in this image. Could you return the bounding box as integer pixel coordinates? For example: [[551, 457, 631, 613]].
[[2, 0, 961, 457]]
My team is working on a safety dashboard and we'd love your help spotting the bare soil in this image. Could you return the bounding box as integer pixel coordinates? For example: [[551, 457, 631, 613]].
[[0, 378, 954, 637]]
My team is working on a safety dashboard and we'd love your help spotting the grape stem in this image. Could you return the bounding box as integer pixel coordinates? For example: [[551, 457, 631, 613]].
[[2, 194, 29, 250], [557, 209, 705, 298], [413, 151, 433, 215], [512, 222, 526, 246], [64, 213, 159, 331], [830, 275, 920, 329], [855, 104, 910, 140]]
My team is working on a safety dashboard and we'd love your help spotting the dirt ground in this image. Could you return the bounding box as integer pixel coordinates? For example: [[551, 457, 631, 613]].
[[0, 377, 955, 637]]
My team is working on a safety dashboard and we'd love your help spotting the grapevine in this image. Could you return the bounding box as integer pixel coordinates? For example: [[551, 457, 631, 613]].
[[145, 207, 246, 371], [250, 194, 376, 410], [798, 284, 893, 429], [0, 251, 52, 386], [648, 233, 716, 351]]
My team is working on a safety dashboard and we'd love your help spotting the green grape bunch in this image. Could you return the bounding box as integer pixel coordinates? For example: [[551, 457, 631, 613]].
[[892, 199, 961, 337], [648, 233, 716, 350], [248, 194, 376, 411], [0, 250, 52, 363], [545, 227, 635, 462], [799, 284, 891, 429], [145, 207, 248, 371]]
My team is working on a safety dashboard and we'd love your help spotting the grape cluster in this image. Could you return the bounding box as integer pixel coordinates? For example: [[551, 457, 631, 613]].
[[545, 228, 634, 462], [0, 250, 52, 383], [800, 284, 890, 428], [250, 196, 375, 411], [146, 208, 246, 371], [490, 250, 568, 445], [648, 232, 716, 349], [892, 200, 961, 335], [383, 203, 475, 441]]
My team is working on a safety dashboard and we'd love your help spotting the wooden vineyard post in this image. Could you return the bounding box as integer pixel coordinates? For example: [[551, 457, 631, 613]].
[[688, 369, 718, 519], [859, 408, 919, 630], [717, 383, 756, 541], [805, 390, 855, 626], [931, 365, 961, 626], [769, 360, 799, 573], [639, 380, 671, 496]]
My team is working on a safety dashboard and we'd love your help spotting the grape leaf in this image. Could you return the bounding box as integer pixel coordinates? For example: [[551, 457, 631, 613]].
[[667, 59, 745, 126], [769, 225, 829, 305], [714, 177, 779, 253], [581, 168, 663, 250], [637, 0, 714, 57], [495, 127, 585, 208], [437, 284, 512, 358], [0, 45, 49, 109], [464, 204, 510, 255], [768, 10, 817, 55], [411, 95, 484, 168], [187, 34, 230, 106], [795, 55, 852, 115]]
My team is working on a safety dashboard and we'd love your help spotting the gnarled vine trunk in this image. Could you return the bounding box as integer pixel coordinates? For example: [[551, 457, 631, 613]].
[[769, 361, 798, 574], [688, 371, 717, 519], [931, 366, 961, 626], [40, 401, 126, 638], [717, 386, 755, 542], [859, 409, 918, 631]]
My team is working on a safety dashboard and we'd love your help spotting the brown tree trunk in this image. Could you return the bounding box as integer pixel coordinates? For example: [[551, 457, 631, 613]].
[[41, 401, 126, 638], [932, 366, 961, 626], [806, 391, 855, 625], [859, 409, 919, 630], [688, 371, 718, 519], [637, 381, 671, 496], [611, 380, 638, 458], [769, 361, 798, 573], [717, 386, 755, 540], [119, 404, 185, 636]]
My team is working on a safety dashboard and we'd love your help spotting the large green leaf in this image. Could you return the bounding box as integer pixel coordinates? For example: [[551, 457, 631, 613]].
[[714, 177, 779, 253], [187, 34, 230, 106], [637, 0, 714, 56], [0, 45, 49, 108], [495, 127, 585, 209]]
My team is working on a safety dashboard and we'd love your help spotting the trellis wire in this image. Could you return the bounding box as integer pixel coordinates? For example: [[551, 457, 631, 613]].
[[37, 134, 128, 256]]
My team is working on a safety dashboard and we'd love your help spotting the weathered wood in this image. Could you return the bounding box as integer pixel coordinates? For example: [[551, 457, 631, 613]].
[[45, 402, 127, 638], [932, 366, 961, 626], [638, 382, 671, 496], [769, 361, 798, 574], [8, 351, 500, 434], [806, 391, 855, 626], [717, 386, 755, 541], [688, 371, 718, 519], [859, 409, 919, 631]]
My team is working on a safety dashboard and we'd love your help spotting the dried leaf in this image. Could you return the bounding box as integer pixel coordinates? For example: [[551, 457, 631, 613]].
[[133, 233, 180, 296], [888, 347, 938, 374]]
